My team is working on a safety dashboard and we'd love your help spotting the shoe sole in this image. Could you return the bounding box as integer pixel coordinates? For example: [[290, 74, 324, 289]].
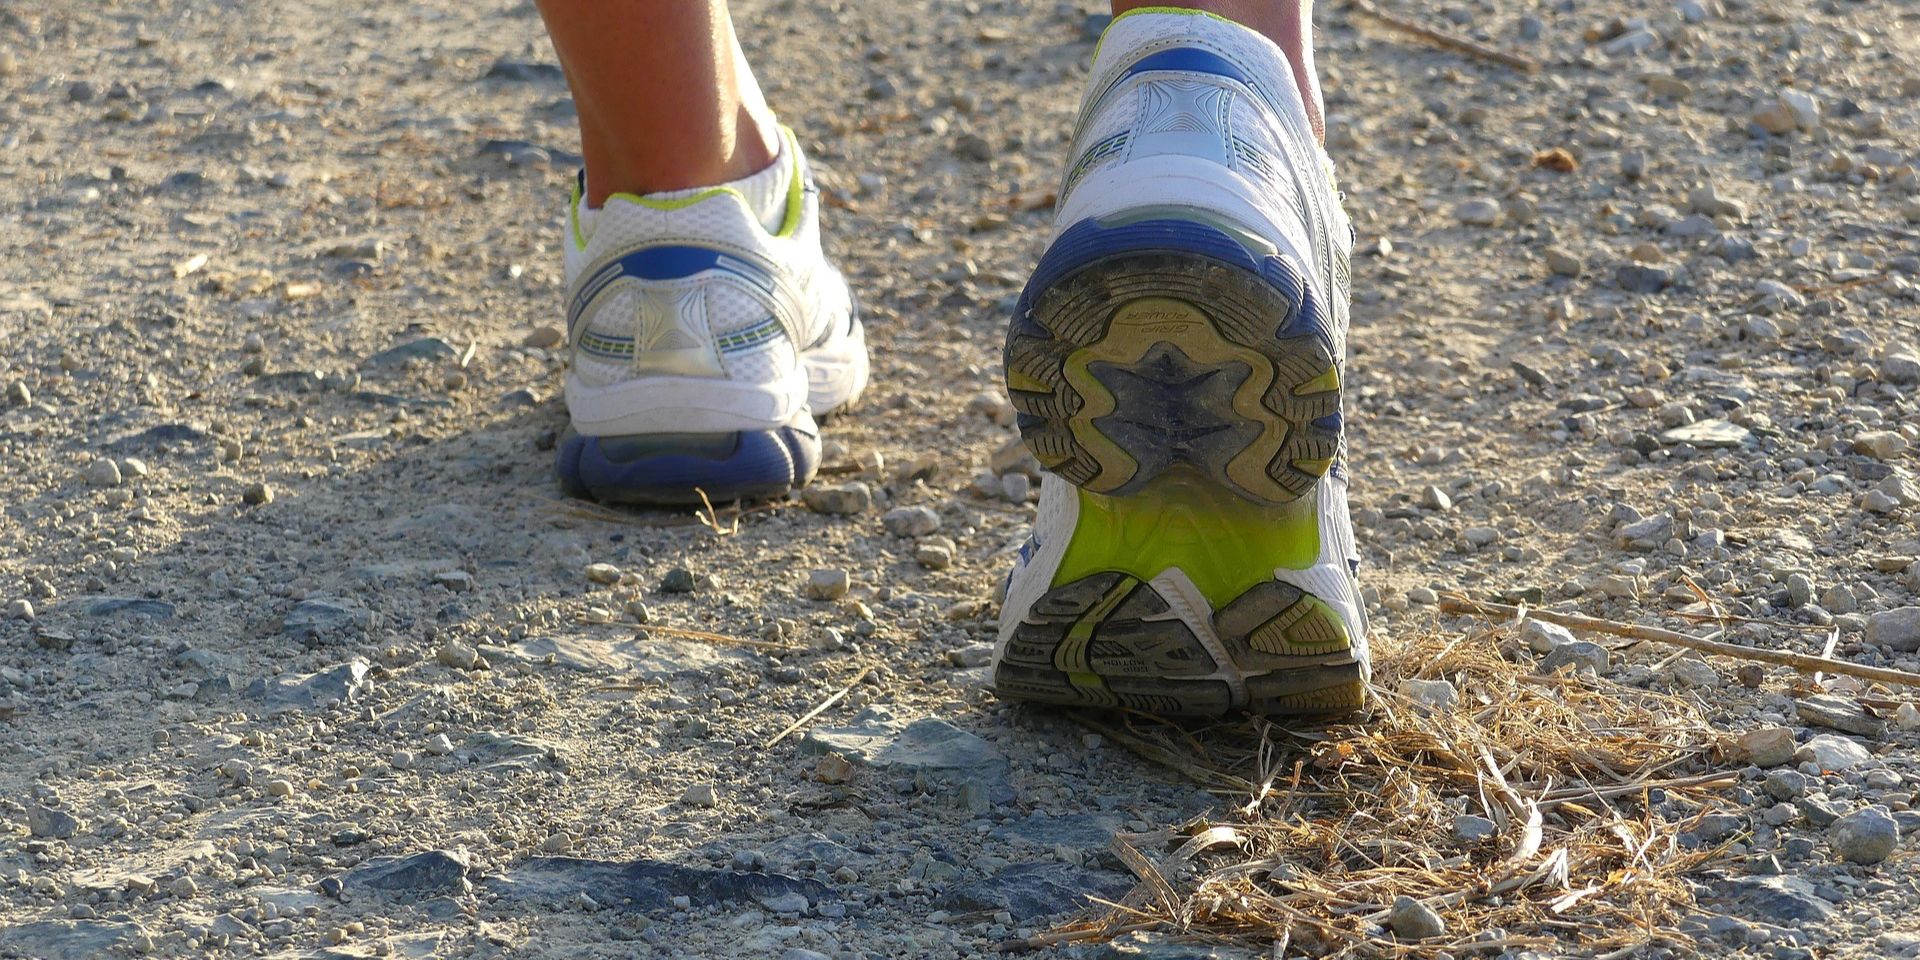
[[555, 423, 821, 506], [998, 213, 1364, 716]]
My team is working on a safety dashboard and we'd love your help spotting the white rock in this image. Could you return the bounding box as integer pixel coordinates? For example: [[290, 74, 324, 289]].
[[1397, 678, 1459, 711], [1521, 619, 1575, 654], [1794, 734, 1871, 772]]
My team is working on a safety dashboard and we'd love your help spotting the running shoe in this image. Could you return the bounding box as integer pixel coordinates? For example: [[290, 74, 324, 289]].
[[554, 126, 868, 505], [994, 8, 1368, 716]]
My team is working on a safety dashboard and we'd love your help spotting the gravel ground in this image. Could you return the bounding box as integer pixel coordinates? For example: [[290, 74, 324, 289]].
[[2, 0, 1919, 957]]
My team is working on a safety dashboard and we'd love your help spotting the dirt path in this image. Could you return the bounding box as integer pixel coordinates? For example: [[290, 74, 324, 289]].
[[3, 0, 1919, 957]]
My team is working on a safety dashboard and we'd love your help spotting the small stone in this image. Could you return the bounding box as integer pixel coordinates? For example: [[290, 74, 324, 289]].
[[1664, 657, 1721, 688], [523, 326, 565, 349], [882, 505, 941, 537], [915, 540, 955, 570], [1854, 431, 1910, 460], [1796, 695, 1886, 737], [6, 599, 33, 621], [660, 568, 698, 593], [1419, 485, 1452, 511], [584, 562, 622, 585], [813, 754, 855, 784], [1866, 608, 1920, 652], [436, 640, 482, 670], [26, 804, 79, 839], [1794, 734, 1872, 772], [1387, 895, 1446, 940], [1738, 727, 1798, 768], [265, 779, 295, 798], [4, 381, 28, 406], [242, 482, 274, 505], [1538, 640, 1608, 675], [391, 750, 417, 770], [170, 876, 198, 899], [1544, 248, 1584, 277], [953, 133, 994, 163], [1397, 678, 1458, 711], [424, 733, 455, 756], [946, 643, 992, 668], [804, 569, 850, 601], [1659, 419, 1752, 448], [1829, 806, 1899, 865], [1453, 198, 1501, 226], [1616, 263, 1672, 294], [84, 458, 122, 488], [1452, 815, 1496, 842], [1521, 619, 1574, 653], [802, 482, 872, 515], [683, 783, 718, 807], [1895, 703, 1920, 730], [1763, 769, 1809, 801]]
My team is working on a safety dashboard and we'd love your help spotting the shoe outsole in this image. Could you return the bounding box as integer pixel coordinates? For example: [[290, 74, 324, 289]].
[[554, 424, 820, 506], [1005, 216, 1339, 506], [996, 213, 1363, 717]]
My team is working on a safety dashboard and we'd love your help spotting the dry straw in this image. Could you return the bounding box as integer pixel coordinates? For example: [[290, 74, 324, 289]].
[[1006, 621, 1735, 956]]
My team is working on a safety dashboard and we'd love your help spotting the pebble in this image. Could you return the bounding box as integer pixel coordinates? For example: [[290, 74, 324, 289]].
[[584, 562, 622, 585], [266, 779, 295, 798], [1544, 248, 1584, 277], [660, 568, 699, 593], [915, 540, 955, 570], [6, 599, 32, 621], [424, 733, 454, 756], [1664, 657, 1721, 688], [1387, 895, 1447, 939], [1419, 485, 1452, 511], [1453, 815, 1496, 841], [1453, 198, 1501, 226], [436, 640, 482, 670], [84, 458, 122, 488], [683, 783, 718, 807], [1796, 695, 1885, 737], [1794, 734, 1871, 772], [1866, 608, 1920, 652], [523, 325, 565, 348], [26, 804, 79, 839], [1830, 806, 1899, 865], [242, 481, 274, 505], [802, 482, 872, 515], [804, 569, 850, 601], [1897, 703, 1920, 731], [1763, 769, 1810, 801], [881, 505, 941, 537], [953, 133, 993, 163], [1397, 678, 1458, 711], [1854, 431, 1909, 460], [1521, 619, 1574, 653], [1538, 640, 1608, 675], [1738, 727, 1798, 768]]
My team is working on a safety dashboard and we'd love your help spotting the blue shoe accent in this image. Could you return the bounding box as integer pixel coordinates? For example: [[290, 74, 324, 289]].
[[1014, 215, 1325, 347], [555, 424, 821, 506], [1119, 47, 1253, 86]]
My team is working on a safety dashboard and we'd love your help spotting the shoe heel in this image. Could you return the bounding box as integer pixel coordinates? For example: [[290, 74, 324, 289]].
[[1004, 213, 1340, 506]]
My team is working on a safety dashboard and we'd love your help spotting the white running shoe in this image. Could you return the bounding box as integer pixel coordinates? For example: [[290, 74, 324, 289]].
[[994, 9, 1367, 716], [554, 126, 868, 504]]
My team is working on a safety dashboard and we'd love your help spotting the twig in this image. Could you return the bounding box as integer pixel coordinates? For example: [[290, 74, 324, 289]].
[[1440, 596, 1920, 690], [1348, 0, 1541, 73], [764, 663, 876, 748]]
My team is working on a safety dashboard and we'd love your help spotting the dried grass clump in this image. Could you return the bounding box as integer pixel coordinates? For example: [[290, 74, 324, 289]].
[[1027, 622, 1737, 957]]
